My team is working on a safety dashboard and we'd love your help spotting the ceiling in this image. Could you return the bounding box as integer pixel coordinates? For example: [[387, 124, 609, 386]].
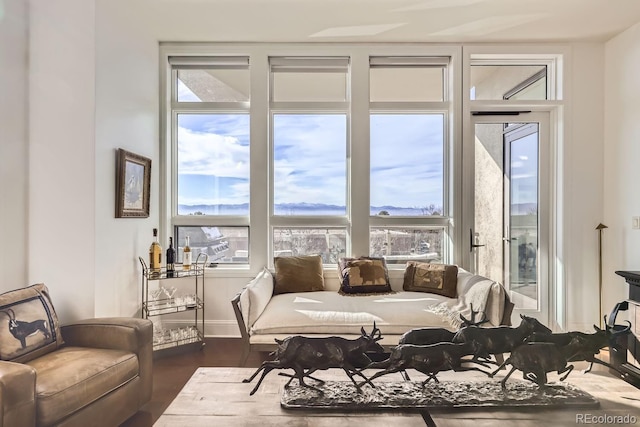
[[140, 0, 640, 43]]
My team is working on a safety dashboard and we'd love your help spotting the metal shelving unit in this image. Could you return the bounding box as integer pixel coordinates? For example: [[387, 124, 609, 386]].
[[139, 253, 209, 356]]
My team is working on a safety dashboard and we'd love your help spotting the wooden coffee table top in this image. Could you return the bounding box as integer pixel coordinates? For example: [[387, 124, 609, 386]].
[[155, 366, 640, 426]]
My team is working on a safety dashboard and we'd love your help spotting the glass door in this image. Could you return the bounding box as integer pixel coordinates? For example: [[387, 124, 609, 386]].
[[465, 112, 550, 323]]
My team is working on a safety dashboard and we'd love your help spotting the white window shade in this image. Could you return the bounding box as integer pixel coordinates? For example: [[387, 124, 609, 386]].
[[170, 56, 250, 70], [270, 57, 349, 73], [270, 57, 349, 102], [369, 56, 450, 67]]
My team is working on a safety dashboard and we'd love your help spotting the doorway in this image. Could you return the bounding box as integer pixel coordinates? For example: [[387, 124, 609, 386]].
[[465, 112, 550, 323]]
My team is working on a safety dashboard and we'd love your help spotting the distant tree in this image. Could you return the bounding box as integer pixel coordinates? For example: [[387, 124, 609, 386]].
[[378, 210, 390, 215], [418, 204, 442, 216]]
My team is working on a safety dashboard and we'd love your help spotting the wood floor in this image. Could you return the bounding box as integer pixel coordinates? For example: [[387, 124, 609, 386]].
[[120, 338, 268, 427], [119, 340, 632, 427]]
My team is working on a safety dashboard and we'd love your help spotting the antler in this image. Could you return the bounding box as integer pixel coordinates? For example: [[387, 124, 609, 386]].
[[459, 303, 489, 327], [370, 321, 382, 341]]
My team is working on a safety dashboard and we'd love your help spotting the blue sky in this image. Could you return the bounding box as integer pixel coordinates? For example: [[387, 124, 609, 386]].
[[176, 83, 446, 212], [177, 113, 445, 210], [509, 131, 538, 207]]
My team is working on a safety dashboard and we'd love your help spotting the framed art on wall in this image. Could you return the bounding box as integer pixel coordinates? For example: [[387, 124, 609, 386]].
[[115, 148, 151, 218]]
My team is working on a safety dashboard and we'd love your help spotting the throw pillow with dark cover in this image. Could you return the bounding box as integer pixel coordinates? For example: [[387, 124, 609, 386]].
[[403, 262, 458, 298], [0, 283, 64, 363], [338, 257, 392, 295], [273, 255, 325, 295]]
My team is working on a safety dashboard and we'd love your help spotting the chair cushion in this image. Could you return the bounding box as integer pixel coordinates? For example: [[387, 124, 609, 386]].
[[0, 284, 64, 363], [273, 255, 325, 295], [338, 257, 392, 295], [26, 346, 139, 427], [403, 262, 458, 298]]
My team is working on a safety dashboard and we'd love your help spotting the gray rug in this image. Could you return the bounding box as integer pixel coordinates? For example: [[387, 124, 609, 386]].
[[281, 380, 600, 410]]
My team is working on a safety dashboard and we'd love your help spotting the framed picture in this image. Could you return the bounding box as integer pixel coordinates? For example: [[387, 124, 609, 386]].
[[115, 148, 151, 218]]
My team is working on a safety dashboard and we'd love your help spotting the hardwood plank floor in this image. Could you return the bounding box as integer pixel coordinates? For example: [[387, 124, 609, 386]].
[[120, 338, 268, 427], [119, 340, 632, 427]]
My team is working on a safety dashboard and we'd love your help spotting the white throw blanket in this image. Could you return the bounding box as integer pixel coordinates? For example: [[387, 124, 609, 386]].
[[426, 278, 497, 328]]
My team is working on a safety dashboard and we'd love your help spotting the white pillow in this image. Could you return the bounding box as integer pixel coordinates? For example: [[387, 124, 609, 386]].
[[239, 267, 274, 332]]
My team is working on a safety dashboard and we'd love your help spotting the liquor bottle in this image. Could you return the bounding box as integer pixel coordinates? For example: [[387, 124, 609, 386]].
[[149, 228, 162, 277], [166, 237, 176, 278], [183, 236, 192, 271]]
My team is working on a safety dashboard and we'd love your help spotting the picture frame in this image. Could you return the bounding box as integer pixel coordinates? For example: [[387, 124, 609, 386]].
[[115, 148, 151, 218]]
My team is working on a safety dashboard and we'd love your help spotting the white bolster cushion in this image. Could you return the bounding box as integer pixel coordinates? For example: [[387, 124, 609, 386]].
[[239, 267, 274, 332]]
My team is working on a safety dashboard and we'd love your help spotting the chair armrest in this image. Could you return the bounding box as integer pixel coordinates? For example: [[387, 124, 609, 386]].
[[0, 361, 36, 427], [61, 317, 153, 405], [61, 317, 151, 351]]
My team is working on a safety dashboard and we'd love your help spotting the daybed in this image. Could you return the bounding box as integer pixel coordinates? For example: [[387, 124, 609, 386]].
[[0, 284, 152, 427], [232, 257, 513, 365]]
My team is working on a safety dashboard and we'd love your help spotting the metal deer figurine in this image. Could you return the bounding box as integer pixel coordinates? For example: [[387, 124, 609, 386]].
[[525, 315, 632, 374], [363, 341, 492, 387], [243, 323, 385, 395], [452, 314, 552, 363]]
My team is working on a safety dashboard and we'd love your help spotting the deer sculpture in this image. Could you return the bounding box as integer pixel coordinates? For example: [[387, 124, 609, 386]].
[[452, 314, 552, 363], [396, 304, 489, 380], [399, 304, 489, 346], [525, 315, 632, 374], [243, 323, 385, 395], [0, 308, 51, 349], [489, 336, 589, 388], [362, 341, 492, 387]]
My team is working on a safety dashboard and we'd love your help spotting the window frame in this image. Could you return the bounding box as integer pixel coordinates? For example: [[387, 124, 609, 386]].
[[162, 55, 252, 267], [368, 56, 453, 266], [268, 56, 351, 262], [160, 44, 462, 271]]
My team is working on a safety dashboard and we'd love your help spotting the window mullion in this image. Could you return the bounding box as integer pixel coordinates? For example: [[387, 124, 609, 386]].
[[349, 52, 371, 257]]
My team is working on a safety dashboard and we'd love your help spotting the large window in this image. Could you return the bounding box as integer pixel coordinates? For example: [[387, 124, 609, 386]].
[[270, 57, 350, 262], [169, 56, 250, 264], [163, 48, 455, 267], [272, 114, 347, 216], [369, 57, 450, 264]]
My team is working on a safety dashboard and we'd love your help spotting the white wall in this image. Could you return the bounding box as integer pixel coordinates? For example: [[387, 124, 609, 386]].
[[603, 22, 640, 322], [13, 0, 613, 334], [0, 0, 28, 290], [565, 44, 607, 331], [28, 0, 96, 322], [93, 1, 160, 317]]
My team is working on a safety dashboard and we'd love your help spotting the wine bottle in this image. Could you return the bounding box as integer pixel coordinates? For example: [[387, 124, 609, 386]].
[[183, 236, 192, 271], [149, 228, 162, 277], [166, 237, 176, 278]]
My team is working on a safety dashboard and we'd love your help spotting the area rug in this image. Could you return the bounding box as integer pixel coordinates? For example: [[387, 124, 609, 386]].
[[281, 380, 600, 410]]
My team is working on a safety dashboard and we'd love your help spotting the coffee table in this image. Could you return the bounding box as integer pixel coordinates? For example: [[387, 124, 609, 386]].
[[155, 366, 640, 426]]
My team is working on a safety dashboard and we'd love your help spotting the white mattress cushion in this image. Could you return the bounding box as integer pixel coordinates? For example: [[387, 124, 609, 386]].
[[250, 291, 454, 336]]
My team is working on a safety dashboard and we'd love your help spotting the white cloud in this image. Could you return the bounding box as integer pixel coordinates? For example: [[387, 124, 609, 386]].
[[178, 126, 249, 178]]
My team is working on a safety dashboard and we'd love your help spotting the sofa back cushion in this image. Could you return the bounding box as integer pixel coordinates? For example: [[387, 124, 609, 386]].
[[0, 283, 64, 363], [273, 255, 325, 295], [338, 257, 392, 295], [403, 262, 458, 298]]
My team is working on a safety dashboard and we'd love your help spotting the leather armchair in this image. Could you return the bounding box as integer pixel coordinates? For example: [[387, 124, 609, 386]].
[[0, 317, 152, 427]]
